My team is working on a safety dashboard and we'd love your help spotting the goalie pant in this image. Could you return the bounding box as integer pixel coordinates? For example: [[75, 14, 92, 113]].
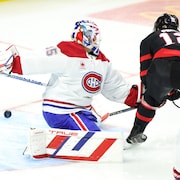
[[8, 41, 138, 131]]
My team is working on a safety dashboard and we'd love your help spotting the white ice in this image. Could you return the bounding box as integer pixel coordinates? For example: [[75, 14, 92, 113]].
[[0, 0, 179, 180]]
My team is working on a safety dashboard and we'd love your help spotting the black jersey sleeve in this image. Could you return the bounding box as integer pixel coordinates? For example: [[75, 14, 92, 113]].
[[139, 35, 153, 86]]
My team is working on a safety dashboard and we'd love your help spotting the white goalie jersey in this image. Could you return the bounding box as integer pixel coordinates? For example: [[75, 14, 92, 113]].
[[9, 41, 134, 114]]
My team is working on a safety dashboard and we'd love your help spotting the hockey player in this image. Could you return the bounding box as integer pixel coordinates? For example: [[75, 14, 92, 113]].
[[126, 13, 180, 144], [125, 13, 180, 180], [0, 20, 138, 131]]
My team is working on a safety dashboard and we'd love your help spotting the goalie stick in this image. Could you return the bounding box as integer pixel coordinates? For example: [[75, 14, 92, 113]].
[[1, 72, 47, 86]]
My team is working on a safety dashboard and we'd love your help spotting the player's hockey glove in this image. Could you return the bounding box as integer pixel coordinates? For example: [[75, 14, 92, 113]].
[[166, 89, 180, 101], [124, 85, 139, 108]]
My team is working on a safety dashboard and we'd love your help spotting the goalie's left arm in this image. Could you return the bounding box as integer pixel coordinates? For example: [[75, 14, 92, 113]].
[[101, 65, 139, 108], [2, 45, 66, 75]]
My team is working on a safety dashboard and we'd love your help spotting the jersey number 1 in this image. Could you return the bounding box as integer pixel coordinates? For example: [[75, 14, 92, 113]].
[[160, 32, 180, 46]]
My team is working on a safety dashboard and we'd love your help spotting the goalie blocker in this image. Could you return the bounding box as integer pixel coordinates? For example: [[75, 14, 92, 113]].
[[24, 128, 123, 162]]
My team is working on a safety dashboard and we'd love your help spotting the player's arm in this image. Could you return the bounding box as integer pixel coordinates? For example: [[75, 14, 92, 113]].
[[139, 40, 153, 98], [1, 45, 66, 75], [140, 40, 153, 85], [101, 65, 138, 108]]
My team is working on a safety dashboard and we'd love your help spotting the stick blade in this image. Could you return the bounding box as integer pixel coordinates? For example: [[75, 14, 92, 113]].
[[101, 113, 109, 122]]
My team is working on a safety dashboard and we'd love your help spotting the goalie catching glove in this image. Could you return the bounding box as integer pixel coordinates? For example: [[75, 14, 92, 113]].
[[0, 45, 20, 74], [124, 85, 139, 108], [0, 50, 13, 74]]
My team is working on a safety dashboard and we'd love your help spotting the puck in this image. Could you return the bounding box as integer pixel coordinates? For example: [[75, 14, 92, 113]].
[[4, 110, 12, 118]]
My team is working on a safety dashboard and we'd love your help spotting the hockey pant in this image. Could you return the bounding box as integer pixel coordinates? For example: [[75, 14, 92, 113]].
[[43, 110, 101, 131]]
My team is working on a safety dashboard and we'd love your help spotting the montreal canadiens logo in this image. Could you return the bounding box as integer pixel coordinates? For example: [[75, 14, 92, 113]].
[[82, 72, 102, 93]]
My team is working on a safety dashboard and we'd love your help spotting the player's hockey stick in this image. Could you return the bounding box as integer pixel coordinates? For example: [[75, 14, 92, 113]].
[[100, 107, 136, 122]]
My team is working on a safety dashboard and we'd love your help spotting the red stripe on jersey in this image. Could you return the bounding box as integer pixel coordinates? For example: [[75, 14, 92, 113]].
[[140, 54, 152, 62], [136, 111, 153, 122], [70, 113, 88, 131], [154, 48, 180, 59], [58, 41, 87, 58], [57, 41, 109, 62], [140, 70, 148, 77]]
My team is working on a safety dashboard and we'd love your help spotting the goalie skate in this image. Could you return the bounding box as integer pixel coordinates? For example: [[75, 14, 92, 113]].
[[126, 133, 147, 144]]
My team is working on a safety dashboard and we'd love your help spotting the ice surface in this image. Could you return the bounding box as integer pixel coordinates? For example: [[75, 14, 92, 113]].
[[0, 0, 179, 179]]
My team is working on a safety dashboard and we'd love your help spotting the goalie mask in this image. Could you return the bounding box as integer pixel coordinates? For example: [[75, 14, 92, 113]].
[[71, 20, 101, 56], [153, 13, 179, 31]]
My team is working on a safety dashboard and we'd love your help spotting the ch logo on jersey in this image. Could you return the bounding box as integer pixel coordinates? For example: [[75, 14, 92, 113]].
[[82, 72, 102, 93]]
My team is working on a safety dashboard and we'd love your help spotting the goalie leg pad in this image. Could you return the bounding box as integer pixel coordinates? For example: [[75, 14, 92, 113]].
[[25, 128, 124, 162]]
